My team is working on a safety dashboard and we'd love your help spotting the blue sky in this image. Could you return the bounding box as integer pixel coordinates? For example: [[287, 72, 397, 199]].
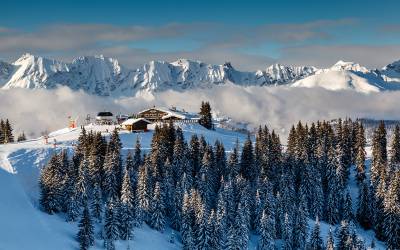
[[1, 0, 400, 70]]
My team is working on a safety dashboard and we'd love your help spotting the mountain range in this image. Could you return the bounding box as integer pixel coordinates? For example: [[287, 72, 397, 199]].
[[1, 53, 400, 97]]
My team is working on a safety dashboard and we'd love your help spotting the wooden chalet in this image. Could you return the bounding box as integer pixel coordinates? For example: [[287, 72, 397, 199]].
[[121, 118, 151, 132], [136, 107, 199, 123]]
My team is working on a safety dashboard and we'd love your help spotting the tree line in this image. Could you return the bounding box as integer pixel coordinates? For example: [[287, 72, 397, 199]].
[[39, 118, 400, 250]]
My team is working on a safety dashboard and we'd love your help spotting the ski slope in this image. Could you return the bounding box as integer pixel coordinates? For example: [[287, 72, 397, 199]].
[[0, 124, 385, 249]]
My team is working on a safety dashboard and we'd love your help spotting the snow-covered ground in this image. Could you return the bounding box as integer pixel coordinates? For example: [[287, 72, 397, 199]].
[[0, 124, 385, 249], [0, 123, 248, 250]]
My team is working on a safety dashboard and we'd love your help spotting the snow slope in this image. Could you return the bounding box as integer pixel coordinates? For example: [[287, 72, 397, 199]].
[[292, 61, 400, 93], [0, 124, 249, 250], [0, 123, 387, 249]]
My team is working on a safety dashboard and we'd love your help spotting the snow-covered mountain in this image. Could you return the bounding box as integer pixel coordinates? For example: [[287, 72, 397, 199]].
[[1, 53, 400, 96], [292, 60, 400, 93], [0, 54, 316, 96]]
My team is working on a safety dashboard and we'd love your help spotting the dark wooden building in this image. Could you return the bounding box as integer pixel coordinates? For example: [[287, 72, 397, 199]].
[[121, 118, 151, 132]]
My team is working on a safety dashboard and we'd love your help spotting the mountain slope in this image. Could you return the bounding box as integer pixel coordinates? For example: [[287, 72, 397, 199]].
[[292, 61, 400, 93], [1, 53, 400, 96], [0, 54, 317, 96]]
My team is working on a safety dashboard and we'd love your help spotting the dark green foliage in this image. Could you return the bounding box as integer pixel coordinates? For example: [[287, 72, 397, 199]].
[[198, 101, 213, 130], [77, 205, 94, 250]]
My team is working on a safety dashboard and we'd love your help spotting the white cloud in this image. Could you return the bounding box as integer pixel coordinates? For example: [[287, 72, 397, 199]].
[[3, 86, 400, 140]]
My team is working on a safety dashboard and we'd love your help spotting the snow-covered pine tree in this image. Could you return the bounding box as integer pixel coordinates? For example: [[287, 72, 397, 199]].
[[371, 121, 387, 187], [292, 190, 308, 250], [214, 140, 227, 184], [342, 190, 354, 222], [308, 217, 324, 250], [326, 227, 335, 250], [189, 134, 200, 177], [66, 187, 81, 222], [76, 156, 91, 205], [355, 123, 367, 183], [39, 154, 64, 214], [172, 129, 185, 183], [103, 198, 120, 248], [136, 164, 150, 225], [194, 205, 211, 250], [282, 213, 294, 250], [240, 134, 255, 182], [133, 136, 142, 171], [181, 191, 194, 250], [389, 125, 400, 173], [383, 170, 400, 249], [357, 180, 373, 229], [325, 145, 342, 224], [199, 101, 213, 130], [77, 204, 94, 250], [102, 149, 119, 200], [227, 142, 240, 179], [257, 209, 276, 250], [90, 183, 102, 223], [0, 120, 4, 143], [149, 182, 166, 231], [336, 220, 351, 250], [215, 186, 227, 249], [120, 169, 135, 240], [3, 119, 14, 143]]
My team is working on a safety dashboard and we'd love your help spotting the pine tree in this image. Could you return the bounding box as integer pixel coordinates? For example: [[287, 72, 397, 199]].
[[282, 213, 293, 250], [326, 227, 335, 250], [308, 217, 324, 250], [337, 220, 351, 250], [342, 190, 354, 222], [258, 210, 276, 250], [371, 121, 387, 187], [90, 183, 103, 223], [66, 188, 81, 222], [227, 142, 240, 179], [103, 149, 120, 200], [181, 191, 194, 250], [199, 101, 213, 130], [389, 125, 400, 173], [293, 192, 308, 250], [357, 181, 373, 229], [195, 203, 211, 250], [383, 170, 400, 249], [17, 132, 26, 142], [149, 182, 166, 231], [0, 119, 4, 143], [120, 170, 135, 240], [103, 199, 120, 247], [136, 163, 150, 225], [240, 134, 255, 181], [355, 123, 366, 183], [76, 157, 90, 205], [39, 154, 64, 214], [77, 205, 94, 250], [3, 119, 14, 143]]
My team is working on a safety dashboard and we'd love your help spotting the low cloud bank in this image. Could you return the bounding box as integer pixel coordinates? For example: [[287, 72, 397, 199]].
[[1, 85, 400, 138]]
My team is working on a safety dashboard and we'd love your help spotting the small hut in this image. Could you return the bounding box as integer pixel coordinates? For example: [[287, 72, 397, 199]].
[[121, 118, 151, 132]]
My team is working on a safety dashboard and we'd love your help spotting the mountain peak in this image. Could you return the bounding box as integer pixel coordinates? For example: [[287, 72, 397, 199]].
[[330, 60, 368, 73]]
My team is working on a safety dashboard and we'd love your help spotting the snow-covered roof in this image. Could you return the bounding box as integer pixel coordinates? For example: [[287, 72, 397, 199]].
[[121, 118, 151, 125], [137, 107, 199, 120]]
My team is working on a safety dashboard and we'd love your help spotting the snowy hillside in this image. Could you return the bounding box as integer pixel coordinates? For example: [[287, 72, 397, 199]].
[[0, 122, 388, 249], [292, 61, 400, 93], [0, 124, 248, 250]]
